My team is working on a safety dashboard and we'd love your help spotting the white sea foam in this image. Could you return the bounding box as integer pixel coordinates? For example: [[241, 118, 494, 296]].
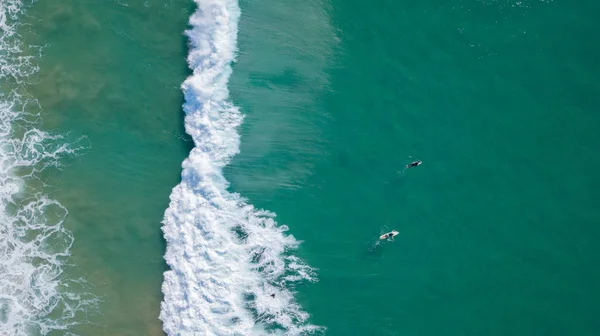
[[0, 1, 91, 335], [160, 0, 322, 335]]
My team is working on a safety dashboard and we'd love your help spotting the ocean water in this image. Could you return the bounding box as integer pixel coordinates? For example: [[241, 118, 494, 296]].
[[1, 0, 599, 335], [227, 0, 600, 335], [1, 0, 193, 334], [0, 1, 93, 334]]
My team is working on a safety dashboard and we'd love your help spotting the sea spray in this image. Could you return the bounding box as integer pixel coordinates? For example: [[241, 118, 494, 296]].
[[160, 0, 322, 334]]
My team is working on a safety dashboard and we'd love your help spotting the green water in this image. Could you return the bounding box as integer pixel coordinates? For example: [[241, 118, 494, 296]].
[[13, 0, 600, 334], [227, 0, 600, 335], [21, 0, 192, 334]]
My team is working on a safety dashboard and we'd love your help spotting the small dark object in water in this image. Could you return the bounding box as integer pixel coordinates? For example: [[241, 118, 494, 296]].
[[270, 293, 275, 298], [406, 160, 422, 169]]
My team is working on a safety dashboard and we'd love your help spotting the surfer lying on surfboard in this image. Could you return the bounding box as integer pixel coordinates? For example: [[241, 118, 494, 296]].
[[406, 160, 422, 169], [380, 230, 399, 241]]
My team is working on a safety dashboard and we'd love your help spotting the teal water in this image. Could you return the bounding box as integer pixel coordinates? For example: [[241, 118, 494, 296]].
[[6, 0, 193, 334], [2, 0, 599, 334], [227, 0, 600, 335]]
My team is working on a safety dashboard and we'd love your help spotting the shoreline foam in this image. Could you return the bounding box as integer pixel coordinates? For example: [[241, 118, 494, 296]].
[[0, 1, 92, 334]]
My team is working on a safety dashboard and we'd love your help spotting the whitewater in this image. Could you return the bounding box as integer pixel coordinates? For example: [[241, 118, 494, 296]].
[[159, 0, 322, 335], [0, 1, 91, 334]]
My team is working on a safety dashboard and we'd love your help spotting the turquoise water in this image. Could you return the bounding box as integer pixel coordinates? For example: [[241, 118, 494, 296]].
[[28, 1, 194, 334], [228, 0, 600, 335], [1, 0, 599, 335], [1, 0, 192, 334]]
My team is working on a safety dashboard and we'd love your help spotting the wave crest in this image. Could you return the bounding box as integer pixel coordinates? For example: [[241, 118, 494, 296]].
[[160, 0, 322, 335]]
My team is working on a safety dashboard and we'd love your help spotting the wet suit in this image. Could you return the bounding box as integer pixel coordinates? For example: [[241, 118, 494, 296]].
[[406, 160, 421, 169]]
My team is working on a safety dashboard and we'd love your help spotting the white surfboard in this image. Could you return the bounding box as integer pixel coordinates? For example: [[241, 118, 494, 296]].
[[380, 230, 399, 240]]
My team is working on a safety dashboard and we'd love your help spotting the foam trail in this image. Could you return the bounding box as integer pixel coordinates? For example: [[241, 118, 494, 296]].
[[0, 1, 93, 334], [160, 0, 322, 335]]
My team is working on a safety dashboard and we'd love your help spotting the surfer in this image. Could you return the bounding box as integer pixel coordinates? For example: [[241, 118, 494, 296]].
[[406, 160, 422, 169], [380, 231, 398, 241]]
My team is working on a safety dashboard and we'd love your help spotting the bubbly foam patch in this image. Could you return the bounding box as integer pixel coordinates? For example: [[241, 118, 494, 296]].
[[0, 1, 93, 334], [160, 0, 323, 335]]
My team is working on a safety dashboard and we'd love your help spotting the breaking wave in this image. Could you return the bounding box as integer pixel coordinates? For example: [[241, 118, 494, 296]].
[[159, 0, 322, 335]]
